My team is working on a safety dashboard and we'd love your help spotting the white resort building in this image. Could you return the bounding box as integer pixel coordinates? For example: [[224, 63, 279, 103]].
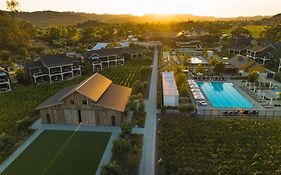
[[162, 71, 179, 107]]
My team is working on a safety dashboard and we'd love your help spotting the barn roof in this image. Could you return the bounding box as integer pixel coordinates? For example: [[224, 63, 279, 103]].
[[37, 73, 132, 112], [97, 83, 132, 111], [75, 73, 112, 102], [36, 85, 76, 109]]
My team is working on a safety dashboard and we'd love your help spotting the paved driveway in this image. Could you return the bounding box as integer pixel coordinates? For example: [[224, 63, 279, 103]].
[[139, 50, 158, 175]]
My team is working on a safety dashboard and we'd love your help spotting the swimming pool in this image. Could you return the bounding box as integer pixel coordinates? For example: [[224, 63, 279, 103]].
[[197, 82, 253, 108]]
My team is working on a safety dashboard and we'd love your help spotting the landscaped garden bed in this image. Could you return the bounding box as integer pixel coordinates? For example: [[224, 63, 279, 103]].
[[157, 116, 281, 175], [101, 122, 143, 175]]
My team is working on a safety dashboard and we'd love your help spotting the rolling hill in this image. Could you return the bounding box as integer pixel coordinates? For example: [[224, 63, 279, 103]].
[[0, 10, 272, 26]]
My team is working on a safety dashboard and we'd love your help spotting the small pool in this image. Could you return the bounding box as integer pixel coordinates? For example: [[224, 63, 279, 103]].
[[197, 82, 253, 108]]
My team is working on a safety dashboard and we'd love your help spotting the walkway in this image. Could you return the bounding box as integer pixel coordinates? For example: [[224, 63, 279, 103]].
[[139, 50, 158, 175]]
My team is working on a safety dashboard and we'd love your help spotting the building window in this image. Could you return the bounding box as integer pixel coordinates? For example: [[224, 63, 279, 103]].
[[70, 100, 75, 104], [82, 100, 88, 105]]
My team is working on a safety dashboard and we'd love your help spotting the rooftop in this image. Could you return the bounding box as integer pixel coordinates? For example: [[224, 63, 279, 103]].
[[190, 56, 208, 64], [162, 72, 179, 96], [41, 54, 74, 68], [37, 73, 132, 112]]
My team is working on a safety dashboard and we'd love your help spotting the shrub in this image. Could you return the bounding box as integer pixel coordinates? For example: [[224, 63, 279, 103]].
[[179, 82, 188, 97], [274, 72, 281, 83], [178, 104, 195, 114], [101, 161, 122, 175], [248, 71, 259, 82], [120, 122, 133, 138], [112, 138, 132, 161]]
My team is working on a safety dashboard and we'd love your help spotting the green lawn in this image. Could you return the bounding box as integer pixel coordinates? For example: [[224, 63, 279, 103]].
[[2, 130, 111, 175], [158, 117, 281, 175], [221, 25, 268, 38]]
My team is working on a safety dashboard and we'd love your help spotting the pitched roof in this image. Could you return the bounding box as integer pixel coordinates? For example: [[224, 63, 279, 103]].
[[84, 48, 123, 59], [75, 73, 112, 102], [36, 85, 76, 109], [37, 73, 132, 112], [123, 47, 144, 55], [239, 60, 267, 73], [26, 60, 44, 69], [92, 42, 109, 50], [97, 83, 132, 111], [41, 54, 74, 68]]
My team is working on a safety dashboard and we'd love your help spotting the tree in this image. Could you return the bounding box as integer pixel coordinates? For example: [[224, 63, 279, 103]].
[[263, 25, 281, 42], [101, 161, 122, 175], [179, 83, 188, 97], [0, 50, 10, 62], [274, 72, 281, 83], [208, 57, 218, 67], [231, 27, 251, 37], [15, 69, 28, 84], [248, 71, 259, 83], [196, 64, 205, 74], [128, 94, 145, 114], [120, 122, 133, 139], [112, 138, 131, 160], [178, 104, 195, 115], [6, 0, 19, 19], [175, 73, 187, 88], [213, 61, 225, 75]]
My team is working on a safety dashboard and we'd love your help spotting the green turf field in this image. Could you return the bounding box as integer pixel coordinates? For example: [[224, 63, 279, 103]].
[[2, 130, 111, 175]]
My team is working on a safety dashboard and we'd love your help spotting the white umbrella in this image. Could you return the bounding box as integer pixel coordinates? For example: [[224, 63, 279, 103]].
[[269, 98, 273, 106], [258, 90, 261, 96], [193, 92, 203, 96], [194, 95, 205, 100], [190, 85, 199, 88], [191, 88, 200, 92]]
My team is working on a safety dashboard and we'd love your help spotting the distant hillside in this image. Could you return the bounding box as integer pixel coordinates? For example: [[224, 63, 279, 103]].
[[259, 13, 281, 25], [0, 10, 273, 26]]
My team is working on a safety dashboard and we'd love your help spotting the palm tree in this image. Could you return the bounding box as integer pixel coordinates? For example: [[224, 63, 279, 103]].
[[6, 0, 19, 19]]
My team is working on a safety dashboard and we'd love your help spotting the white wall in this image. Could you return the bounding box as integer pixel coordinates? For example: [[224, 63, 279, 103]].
[[163, 95, 179, 107]]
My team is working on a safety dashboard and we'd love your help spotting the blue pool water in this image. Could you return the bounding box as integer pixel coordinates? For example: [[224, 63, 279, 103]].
[[197, 82, 253, 108]]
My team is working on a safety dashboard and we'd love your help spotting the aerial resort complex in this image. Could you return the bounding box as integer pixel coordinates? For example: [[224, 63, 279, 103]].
[[1, 0, 281, 175]]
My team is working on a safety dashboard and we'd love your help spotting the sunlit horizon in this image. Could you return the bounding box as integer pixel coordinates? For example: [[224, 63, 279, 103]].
[[1, 0, 281, 17]]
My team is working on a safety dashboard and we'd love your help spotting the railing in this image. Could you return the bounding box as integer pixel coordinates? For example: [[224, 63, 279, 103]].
[[50, 70, 62, 74], [196, 109, 281, 118], [0, 78, 8, 83]]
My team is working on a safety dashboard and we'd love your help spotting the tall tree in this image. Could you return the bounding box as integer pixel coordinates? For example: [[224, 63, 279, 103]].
[[6, 0, 19, 19]]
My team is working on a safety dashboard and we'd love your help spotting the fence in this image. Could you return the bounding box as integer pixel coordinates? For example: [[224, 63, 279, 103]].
[[196, 109, 281, 118]]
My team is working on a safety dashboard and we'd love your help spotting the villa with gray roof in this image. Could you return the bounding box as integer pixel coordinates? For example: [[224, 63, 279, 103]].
[[84, 47, 144, 71], [0, 69, 11, 93], [26, 54, 81, 84]]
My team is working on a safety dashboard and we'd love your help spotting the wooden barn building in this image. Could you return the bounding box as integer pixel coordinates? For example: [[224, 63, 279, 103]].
[[37, 73, 132, 126]]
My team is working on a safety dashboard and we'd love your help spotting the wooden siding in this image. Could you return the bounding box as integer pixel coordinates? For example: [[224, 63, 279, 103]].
[[40, 92, 125, 126]]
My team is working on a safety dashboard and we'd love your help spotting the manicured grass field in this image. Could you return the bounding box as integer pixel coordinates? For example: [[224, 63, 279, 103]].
[[2, 130, 111, 175], [157, 117, 281, 175]]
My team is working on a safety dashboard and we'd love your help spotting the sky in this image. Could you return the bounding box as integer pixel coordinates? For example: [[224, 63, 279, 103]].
[[1, 0, 281, 17]]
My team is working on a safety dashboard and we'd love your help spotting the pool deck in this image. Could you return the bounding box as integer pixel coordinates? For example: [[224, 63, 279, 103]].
[[194, 79, 281, 117]]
